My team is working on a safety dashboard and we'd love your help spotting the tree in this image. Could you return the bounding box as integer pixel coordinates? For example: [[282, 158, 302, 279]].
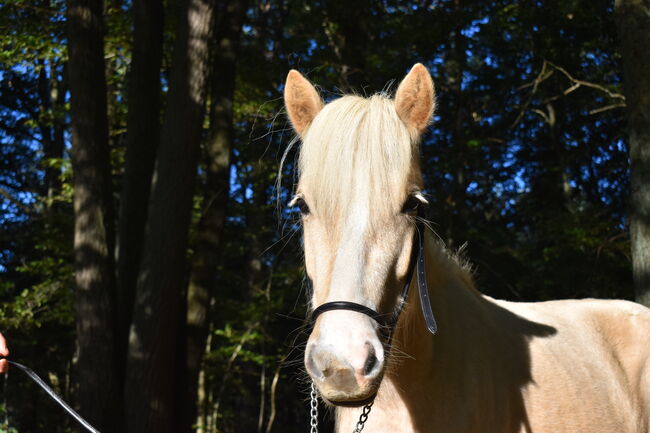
[[183, 1, 247, 431], [66, 0, 118, 430], [123, 0, 217, 431], [115, 0, 164, 373], [616, 0, 650, 307]]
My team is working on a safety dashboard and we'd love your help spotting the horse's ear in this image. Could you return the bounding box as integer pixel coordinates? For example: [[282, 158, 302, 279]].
[[394, 63, 435, 135], [284, 70, 323, 136]]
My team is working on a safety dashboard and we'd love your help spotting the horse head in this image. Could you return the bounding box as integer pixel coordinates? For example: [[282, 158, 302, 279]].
[[284, 64, 435, 405]]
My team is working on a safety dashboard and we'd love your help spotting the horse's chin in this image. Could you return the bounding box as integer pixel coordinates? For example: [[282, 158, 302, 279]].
[[312, 374, 382, 407]]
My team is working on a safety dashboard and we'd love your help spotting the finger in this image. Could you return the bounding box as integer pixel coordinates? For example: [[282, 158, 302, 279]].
[[0, 359, 7, 374], [0, 333, 8, 357]]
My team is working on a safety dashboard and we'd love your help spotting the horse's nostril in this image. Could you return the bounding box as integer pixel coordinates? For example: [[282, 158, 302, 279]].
[[363, 343, 378, 376], [306, 345, 327, 380]]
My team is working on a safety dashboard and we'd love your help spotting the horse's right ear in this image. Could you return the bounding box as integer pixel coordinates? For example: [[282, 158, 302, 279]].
[[284, 70, 323, 136]]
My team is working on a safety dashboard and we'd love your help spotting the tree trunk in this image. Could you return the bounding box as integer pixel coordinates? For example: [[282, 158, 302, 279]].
[[446, 8, 468, 246], [615, 0, 650, 307], [52, 62, 67, 205], [37, 60, 67, 212], [182, 1, 246, 432], [115, 0, 164, 383], [323, 0, 371, 91], [66, 0, 118, 431], [37, 65, 55, 199], [123, 0, 216, 431]]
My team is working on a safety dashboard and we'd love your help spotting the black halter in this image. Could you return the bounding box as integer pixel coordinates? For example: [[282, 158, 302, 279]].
[[309, 214, 438, 339]]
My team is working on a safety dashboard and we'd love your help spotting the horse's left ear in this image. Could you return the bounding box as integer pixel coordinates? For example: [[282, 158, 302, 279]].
[[394, 63, 435, 135]]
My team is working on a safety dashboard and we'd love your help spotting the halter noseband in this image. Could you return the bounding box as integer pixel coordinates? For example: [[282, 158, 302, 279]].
[[309, 214, 438, 338]]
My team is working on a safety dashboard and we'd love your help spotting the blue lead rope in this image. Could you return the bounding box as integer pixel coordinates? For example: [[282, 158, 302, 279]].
[[3, 359, 100, 433]]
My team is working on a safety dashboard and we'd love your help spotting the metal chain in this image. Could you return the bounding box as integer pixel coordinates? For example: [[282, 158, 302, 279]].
[[309, 382, 374, 433], [310, 382, 319, 433], [352, 401, 373, 433]]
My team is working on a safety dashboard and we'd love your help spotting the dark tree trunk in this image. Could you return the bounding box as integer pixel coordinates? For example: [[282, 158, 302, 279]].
[[37, 61, 67, 208], [51, 62, 67, 204], [446, 9, 468, 246], [66, 0, 118, 431], [323, 0, 371, 91], [37, 65, 55, 199], [525, 102, 572, 217], [123, 0, 216, 431], [616, 0, 650, 307], [182, 1, 246, 431], [115, 0, 164, 383]]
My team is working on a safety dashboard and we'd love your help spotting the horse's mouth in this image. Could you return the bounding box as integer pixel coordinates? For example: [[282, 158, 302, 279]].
[[321, 393, 377, 408], [311, 370, 383, 408]]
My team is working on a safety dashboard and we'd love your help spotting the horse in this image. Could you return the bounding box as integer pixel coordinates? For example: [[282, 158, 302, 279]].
[[283, 63, 650, 433]]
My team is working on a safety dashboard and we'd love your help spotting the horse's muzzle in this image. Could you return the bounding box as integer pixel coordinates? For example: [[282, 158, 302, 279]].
[[305, 322, 385, 404]]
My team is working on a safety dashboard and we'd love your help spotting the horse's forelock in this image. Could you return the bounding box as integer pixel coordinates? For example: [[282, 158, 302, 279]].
[[297, 94, 417, 227]]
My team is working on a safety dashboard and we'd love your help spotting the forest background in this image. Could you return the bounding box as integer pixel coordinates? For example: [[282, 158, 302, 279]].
[[1, 0, 649, 432]]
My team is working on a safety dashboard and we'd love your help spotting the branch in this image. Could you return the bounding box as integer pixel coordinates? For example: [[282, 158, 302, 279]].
[[511, 61, 554, 128], [0, 186, 33, 215], [516, 62, 554, 91], [213, 323, 259, 429], [513, 60, 626, 128], [531, 108, 550, 124], [264, 365, 282, 433], [589, 102, 626, 115], [257, 364, 266, 433], [546, 61, 626, 101]]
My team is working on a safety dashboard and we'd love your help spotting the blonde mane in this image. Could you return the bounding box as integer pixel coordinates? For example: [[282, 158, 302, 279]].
[[297, 94, 418, 225]]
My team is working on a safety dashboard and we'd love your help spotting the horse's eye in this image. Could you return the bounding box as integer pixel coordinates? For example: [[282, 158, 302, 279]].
[[401, 194, 426, 213], [292, 197, 310, 215]]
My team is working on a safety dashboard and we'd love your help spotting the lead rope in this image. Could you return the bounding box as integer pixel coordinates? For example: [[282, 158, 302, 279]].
[[309, 382, 373, 433], [2, 368, 8, 431], [4, 360, 100, 433]]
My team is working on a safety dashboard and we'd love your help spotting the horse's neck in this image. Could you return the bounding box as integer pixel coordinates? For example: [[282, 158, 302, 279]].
[[336, 234, 511, 432], [393, 232, 489, 368]]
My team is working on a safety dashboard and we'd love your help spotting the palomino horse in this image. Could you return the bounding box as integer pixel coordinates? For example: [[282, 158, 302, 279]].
[[283, 64, 650, 433]]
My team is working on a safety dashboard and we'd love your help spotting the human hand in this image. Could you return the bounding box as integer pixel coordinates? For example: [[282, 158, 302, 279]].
[[0, 332, 9, 373]]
